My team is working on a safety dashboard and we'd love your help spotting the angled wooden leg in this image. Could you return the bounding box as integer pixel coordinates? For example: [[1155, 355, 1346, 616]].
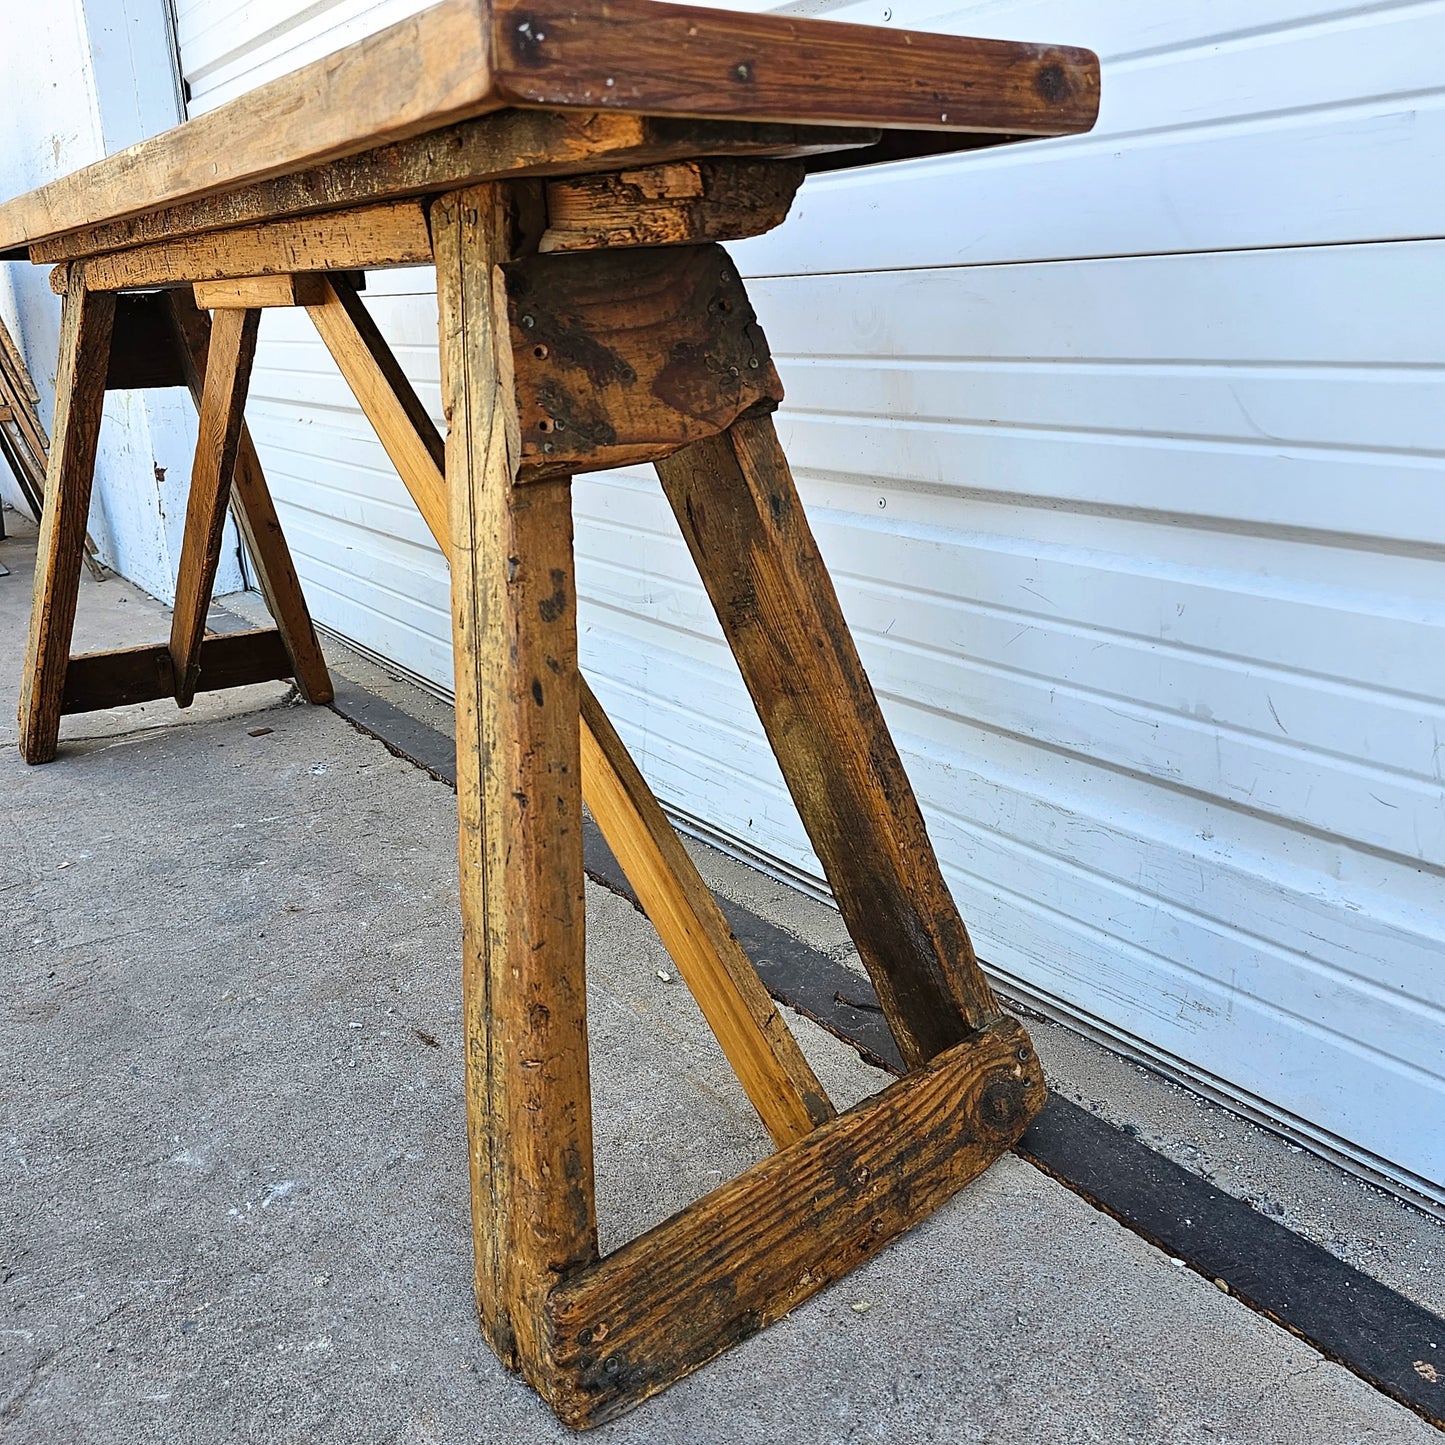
[[17, 271, 115, 763], [578, 678, 834, 1146], [168, 292, 332, 703], [169, 306, 261, 707], [434, 183, 598, 1371], [314, 279, 833, 1149], [304, 273, 449, 535], [657, 415, 1000, 1069]]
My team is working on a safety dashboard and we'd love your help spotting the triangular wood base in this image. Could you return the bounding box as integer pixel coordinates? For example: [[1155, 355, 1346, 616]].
[[18, 173, 1045, 1431]]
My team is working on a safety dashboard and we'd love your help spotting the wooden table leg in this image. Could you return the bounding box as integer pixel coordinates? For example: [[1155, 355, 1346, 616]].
[[657, 415, 1001, 1069], [433, 183, 599, 1371], [168, 306, 261, 707], [17, 270, 115, 763], [169, 292, 333, 704]]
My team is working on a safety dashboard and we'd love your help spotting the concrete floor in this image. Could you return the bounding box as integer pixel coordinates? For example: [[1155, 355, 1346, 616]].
[[1, 514, 1440, 1444]]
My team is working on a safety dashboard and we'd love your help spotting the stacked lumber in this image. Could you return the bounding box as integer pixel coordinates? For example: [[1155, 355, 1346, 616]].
[[0, 313, 103, 574]]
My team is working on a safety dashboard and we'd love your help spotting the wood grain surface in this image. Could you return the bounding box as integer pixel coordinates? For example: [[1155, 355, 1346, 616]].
[[169, 307, 262, 708], [542, 1016, 1044, 1426], [71, 204, 434, 292], [0, 0, 1097, 256], [168, 293, 334, 704], [435, 183, 599, 1373], [538, 159, 803, 252], [28, 115, 872, 265], [657, 416, 1001, 1067], [490, 0, 1098, 135], [17, 275, 115, 763], [505, 243, 784, 480], [61, 630, 293, 713]]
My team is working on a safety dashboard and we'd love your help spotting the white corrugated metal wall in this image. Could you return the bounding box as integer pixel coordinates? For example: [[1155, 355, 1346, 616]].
[[168, 0, 1445, 1203]]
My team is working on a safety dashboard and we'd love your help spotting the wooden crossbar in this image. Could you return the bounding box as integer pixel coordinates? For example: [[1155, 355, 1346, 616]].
[[62, 629, 294, 714]]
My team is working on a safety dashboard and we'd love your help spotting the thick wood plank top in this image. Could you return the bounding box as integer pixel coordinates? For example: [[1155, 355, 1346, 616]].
[[0, 0, 1097, 257]]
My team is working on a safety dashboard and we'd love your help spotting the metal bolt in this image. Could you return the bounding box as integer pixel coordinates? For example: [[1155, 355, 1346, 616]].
[[748, 357, 759, 368], [1017, 1046, 1032, 1063], [520, 314, 535, 329]]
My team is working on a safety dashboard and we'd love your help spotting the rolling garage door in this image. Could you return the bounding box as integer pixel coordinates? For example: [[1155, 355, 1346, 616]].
[[169, 0, 1445, 1203]]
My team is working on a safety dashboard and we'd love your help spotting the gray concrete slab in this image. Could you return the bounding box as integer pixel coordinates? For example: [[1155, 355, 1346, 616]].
[[1, 516, 1438, 1444]]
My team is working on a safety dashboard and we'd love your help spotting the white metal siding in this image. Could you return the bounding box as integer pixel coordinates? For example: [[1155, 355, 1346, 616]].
[[173, 0, 1445, 1202]]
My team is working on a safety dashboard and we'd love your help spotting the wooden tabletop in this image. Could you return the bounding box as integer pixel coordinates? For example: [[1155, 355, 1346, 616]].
[[0, 0, 1097, 259]]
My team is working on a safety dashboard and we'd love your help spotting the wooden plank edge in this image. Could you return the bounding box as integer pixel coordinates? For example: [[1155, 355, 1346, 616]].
[[538, 1016, 1043, 1427], [61, 628, 293, 714], [23, 116, 880, 266], [0, 0, 499, 257]]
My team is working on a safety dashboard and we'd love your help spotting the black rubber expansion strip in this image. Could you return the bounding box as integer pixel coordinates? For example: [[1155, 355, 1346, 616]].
[[328, 676, 1445, 1430]]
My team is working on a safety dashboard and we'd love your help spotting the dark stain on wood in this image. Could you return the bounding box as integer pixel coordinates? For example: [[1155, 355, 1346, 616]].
[[507, 244, 782, 482]]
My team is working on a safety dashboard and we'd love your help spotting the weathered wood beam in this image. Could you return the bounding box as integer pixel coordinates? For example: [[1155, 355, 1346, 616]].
[[167, 292, 334, 706], [169, 307, 261, 708], [541, 1016, 1044, 1428], [434, 181, 598, 1371], [504, 243, 784, 482], [62, 203, 432, 293], [193, 274, 330, 310], [17, 274, 115, 764], [27, 114, 874, 265], [61, 629, 294, 714], [491, 0, 1098, 136], [538, 160, 803, 253], [579, 680, 834, 1148], [657, 415, 1002, 1067]]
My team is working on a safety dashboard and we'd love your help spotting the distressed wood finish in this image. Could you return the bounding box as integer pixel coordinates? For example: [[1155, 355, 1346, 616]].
[[306, 273, 449, 534], [657, 416, 1001, 1068], [505, 244, 783, 481], [69, 203, 433, 293], [194, 273, 329, 310], [61, 629, 293, 714], [544, 1016, 1045, 1427], [539, 160, 803, 253], [28, 115, 874, 265], [0, 0, 1098, 258], [3, 0, 1093, 1419], [490, 0, 1098, 135], [169, 307, 261, 708], [435, 183, 598, 1370], [17, 275, 115, 764], [0, 0, 497, 257], [168, 293, 334, 705], [579, 678, 834, 1148], [316, 282, 828, 1148]]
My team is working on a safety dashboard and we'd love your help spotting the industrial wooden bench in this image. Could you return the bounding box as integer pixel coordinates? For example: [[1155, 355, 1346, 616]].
[[0, 0, 1098, 1425]]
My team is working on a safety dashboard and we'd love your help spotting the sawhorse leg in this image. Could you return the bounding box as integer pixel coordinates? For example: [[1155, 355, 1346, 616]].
[[16, 271, 332, 761], [425, 182, 1042, 1427], [17, 271, 114, 763]]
